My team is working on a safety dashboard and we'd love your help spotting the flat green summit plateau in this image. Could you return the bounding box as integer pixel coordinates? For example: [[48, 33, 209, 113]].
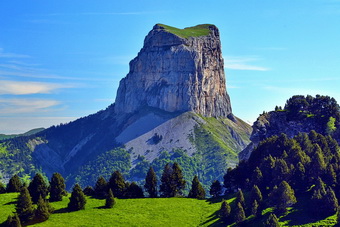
[[157, 24, 214, 38]]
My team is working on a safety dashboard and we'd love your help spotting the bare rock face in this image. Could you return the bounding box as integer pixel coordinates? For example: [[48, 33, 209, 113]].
[[114, 24, 232, 118]]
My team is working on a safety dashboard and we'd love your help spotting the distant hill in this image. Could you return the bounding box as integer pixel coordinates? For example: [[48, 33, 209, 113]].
[[0, 128, 45, 140]]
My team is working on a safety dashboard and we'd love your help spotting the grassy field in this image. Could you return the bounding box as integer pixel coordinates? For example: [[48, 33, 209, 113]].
[[1, 193, 337, 226], [157, 24, 213, 38]]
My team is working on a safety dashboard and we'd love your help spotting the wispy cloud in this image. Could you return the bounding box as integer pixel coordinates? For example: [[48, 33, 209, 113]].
[[0, 48, 30, 59], [45, 11, 166, 16], [0, 80, 73, 95], [0, 98, 60, 114], [224, 56, 270, 71]]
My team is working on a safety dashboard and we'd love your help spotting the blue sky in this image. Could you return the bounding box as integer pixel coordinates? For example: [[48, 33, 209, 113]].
[[0, 0, 340, 134]]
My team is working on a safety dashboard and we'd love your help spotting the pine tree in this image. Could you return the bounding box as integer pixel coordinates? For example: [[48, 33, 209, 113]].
[[250, 185, 263, 204], [83, 186, 95, 196], [144, 167, 158, 198], [160, 163, 173, 197], [264, 213, 280, 227], [236, 189, 246, 208], [7, 174, 22, 192], [94, 176, 108, 199], [108, 171, 126, 198], [276, 181, 297, 212], [0, 181, 6, 194], [188, 176, 205, 199], [126, 182, 144, 198], [234, 202, 246, 224], [16, 186, 34, 223], [49, 173, 66, 202], [5, 213, 22, 227], [28, 173, 49, 204], [251, 167, 263, 187], [35, 196, 51, 222], [105, 189, 116, 208], [219, 200, 231, 223], [171, 162, 186, 197], [323, 187, 339, 216], [209, 180, 222, 198], [251, 200, 259, 217], [67, 184, 86, 211]]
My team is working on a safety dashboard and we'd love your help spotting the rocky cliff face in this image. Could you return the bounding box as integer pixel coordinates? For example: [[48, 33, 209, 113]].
[[114, 24, 232, 118]]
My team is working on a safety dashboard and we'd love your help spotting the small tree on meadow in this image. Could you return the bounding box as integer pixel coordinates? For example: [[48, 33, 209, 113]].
[[35, 196, 51, 222], [275, 181, 297, 212], [108, 171, 126, 198], [94, 176, 108, 199], [7, 174, 22, 193], [219, 200, 231, 223], [49, 173, 66, 202], [264, 213, 280, 227], [188, 175, 205, 199], [16, 186, 34, 223], [144, 167, 158, 198], [234, 202, 246, 224], [5, 213, 22, 227], [105, 189, 116, 208], [126, 182, 144, 198], [160, 163, 173, 197], [68, 184, 86, 211], [83, 186, 95, 196], [28, 173, 49, 204], [209, 180, 222, 198], [171, 162, 186, 197]]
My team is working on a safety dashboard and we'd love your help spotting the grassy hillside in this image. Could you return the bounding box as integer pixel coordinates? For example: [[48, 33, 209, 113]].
[[157, 24, 213, 38], [0, 193, 337, 226]]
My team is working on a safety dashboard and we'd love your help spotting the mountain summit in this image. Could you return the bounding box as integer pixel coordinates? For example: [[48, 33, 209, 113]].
[[115, 24, 232, 118], [0, 24, 251, 188]]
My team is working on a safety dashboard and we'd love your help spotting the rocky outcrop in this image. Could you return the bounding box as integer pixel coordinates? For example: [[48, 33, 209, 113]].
[[114, 24, 232, 118]]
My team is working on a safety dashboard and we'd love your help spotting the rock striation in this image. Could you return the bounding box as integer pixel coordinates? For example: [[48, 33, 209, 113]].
[[114, 24, 232, 118]]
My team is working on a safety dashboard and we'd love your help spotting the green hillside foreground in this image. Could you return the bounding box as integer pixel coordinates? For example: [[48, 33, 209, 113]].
[[1, 192, 338, 227]]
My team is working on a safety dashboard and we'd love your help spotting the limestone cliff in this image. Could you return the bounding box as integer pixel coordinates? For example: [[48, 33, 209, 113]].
[[115, 24, 232, 118]]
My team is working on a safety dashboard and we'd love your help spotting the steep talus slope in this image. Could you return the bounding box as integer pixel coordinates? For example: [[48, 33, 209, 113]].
[[0, 24, 251, 187]]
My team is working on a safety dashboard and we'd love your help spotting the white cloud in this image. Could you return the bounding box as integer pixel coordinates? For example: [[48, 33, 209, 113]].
[[0, 80, 73, 95], [0, 98, 60, 114], [0, 48, 30, 59], [224, 56, 270, 71]]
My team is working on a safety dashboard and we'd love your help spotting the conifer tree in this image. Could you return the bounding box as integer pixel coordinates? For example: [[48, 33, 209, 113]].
[[236, 189, 246, 208], [144, 167, 158, 198], [251, 200, 259, 217], [250, 185, 263, 204], [0, 181, 6, 193], [68, 184, 86, 211], [234, 202, 246, 224], [276, 181, 297, 212], [160, 163, 173, 197], [188, 176, 205, 199], [7, 174, 22, 192], [105, 189, 116, 208], [251, 167, 263, 187], [108, 171, 126, 198], [219, 200, 231, 223], [5, 213, 21, 227], [323, 187, 339, 215], [16, 186, 34, 223], [28, 173, 49, 204], [171, 162, 186, 197], [126, 182, 144, 198], [209, 180, 222, 198], [94, 176, 108, 199], [264, 213, 280, 227], [35, 196, 51, 222], [83, 186, 95, 196], [49, 173, 66, 202]]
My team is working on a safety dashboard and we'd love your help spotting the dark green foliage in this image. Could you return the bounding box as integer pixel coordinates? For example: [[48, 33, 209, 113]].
[[68, 184, 86, 211], [264, 213, 280, 227], [105, 189, 115, 208], [49, 172, 66, 202], [171, 162, 186, 197], [7, 174, 22, 192], [251, 199, 259, 217], [83, 186, 94, 196], [28, 173, 49, 204], [108, 171, 126, 198], [324, 187, 338, 215], [209, 180, 222, 198], [236, 189, 246, 208], [16, 186, 34, 223], [251, 167, 263, 187], [94, 176, 108, 199], [159, 163, 173, 197], [144, 167, 157, 198], [126, 182, 144, 198], [271, 181, 297, 212], [35, 196, 51, 222], [0, 181, 6, 193], [234, 202, 246, 224], [250, 185, 263, 204], [5, 213, 22, 227], [188, 175, 205, 199], [219, 200, 231, 223]]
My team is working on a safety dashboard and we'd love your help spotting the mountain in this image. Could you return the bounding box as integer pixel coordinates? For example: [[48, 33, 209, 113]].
[[0, 128, 45, 140], [240, 95, 340, 160], [0, 24, 251, 188]]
